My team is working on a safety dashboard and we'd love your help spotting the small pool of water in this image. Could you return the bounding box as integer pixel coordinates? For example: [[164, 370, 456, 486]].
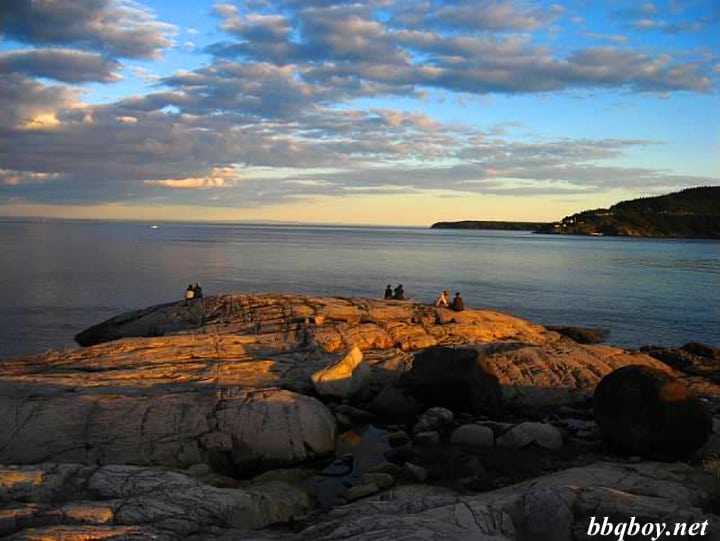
[[309, 424, 392, 509]]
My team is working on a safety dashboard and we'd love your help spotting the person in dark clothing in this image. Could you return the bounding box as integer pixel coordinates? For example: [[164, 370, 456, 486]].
[[193, 283, 203, 299], [384, 285, 393, 299], [393, 284, 405, 300], [184, 284, 195, 306], [451, 292, 465, 311]]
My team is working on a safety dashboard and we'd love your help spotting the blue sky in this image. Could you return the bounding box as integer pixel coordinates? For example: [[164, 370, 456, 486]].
[[1, 0, 718, 224]]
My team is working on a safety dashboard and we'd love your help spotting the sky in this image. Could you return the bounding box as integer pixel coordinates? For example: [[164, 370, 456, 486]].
[[0, 0, 718, 225]]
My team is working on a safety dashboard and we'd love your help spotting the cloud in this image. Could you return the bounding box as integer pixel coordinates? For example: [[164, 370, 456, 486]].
[[0, 49, 122, 83], [0, 0, 716, 213], [2, 0, 176, 58], [390, 0, 565, 32], [144, 167, 241, 189], [581, 32, 629, 43], [3, 83, 714, 209], [206, 3, 713, 95], [0, 74, 85, 129], [613, 0, 717, 35], [628, 18, 712, 34]]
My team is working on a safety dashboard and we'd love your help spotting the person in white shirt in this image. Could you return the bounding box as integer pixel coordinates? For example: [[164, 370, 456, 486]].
[[435, 290, 449, 307]]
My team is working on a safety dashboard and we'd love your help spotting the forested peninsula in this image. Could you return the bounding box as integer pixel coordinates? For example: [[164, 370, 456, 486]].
[[536, 187, 720, 238], [432, 187, 720, 238]]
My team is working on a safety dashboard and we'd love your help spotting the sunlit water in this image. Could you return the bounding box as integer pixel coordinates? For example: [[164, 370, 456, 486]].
[[1, 219, 718, 358]]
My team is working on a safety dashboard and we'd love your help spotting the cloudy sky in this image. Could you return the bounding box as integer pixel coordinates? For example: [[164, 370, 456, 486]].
[[1, 0, 718, 225]]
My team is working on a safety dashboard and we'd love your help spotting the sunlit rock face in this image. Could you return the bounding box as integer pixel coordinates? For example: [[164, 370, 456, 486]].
[[73, 293, 559, 350], [311, 346, 371, 399]]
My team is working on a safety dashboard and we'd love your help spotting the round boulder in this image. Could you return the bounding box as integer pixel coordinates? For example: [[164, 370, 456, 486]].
[[450, 425, 494, 448], [593, 365, 712, 460]]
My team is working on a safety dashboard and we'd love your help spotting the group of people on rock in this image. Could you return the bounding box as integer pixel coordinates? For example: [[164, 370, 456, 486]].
[[383, 284, 465, 311], [434, 290, 464, 311], [384, 284, 405, 300], [184, 283, 203, 303]]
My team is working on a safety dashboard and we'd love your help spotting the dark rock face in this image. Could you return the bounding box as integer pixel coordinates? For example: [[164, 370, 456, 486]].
[[74, 301, 194, 346], [682, 342, 720, 360], [408, 347, 502, 414], [593, 365, 712, 460], [546, 326, 607, 344], [641, 342, 720, 383]]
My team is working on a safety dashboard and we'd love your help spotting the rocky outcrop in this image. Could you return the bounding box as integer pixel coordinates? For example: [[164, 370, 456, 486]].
[[6, 461, 715, 540], [3, 296, 718, 473], [74, 294, 559, 350], [642, 342, 720, 383], [594, 365, 712, 460], [4, 294, 720, 539]]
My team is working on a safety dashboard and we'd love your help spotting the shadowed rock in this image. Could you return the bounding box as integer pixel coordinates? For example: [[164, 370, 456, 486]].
[[546, 325, 607, 344], [594, 365, 712, 460], [408, 346, 503, 414], [642, 342, 720, 384], [290, 461, 718, 541], [0, 463, 312, 538]]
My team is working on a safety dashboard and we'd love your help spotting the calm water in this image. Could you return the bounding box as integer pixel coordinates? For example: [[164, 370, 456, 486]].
[[1, 219, 718, 358]]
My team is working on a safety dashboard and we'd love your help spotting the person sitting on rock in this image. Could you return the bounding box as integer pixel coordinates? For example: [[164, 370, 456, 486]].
[[435, 290, 449, 307], [193, 283, 203, 299], [393, 284, 405, 300], [184, 284, 195, 305], [384, 284, 393, 299], [451, 292, 464, 311]]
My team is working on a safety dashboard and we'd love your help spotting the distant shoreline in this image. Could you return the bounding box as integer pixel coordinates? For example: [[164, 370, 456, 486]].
[[430, 220, 549, 231]]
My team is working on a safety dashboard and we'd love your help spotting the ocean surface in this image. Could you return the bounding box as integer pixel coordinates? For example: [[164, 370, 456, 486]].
[[1, 218, 718, 358]]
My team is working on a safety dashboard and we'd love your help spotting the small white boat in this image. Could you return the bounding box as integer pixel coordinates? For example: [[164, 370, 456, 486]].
[[150, 225, 159, 229]]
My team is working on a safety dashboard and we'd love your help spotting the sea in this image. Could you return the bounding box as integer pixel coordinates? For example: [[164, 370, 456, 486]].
[[1, 218, 718, 358]]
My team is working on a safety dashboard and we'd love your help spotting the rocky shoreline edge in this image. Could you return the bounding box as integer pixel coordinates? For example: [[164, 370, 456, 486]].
[[2, 293, 720, 540]]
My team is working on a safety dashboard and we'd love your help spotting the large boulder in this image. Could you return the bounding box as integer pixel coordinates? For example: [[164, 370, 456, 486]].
[[495, 422, 563, 451], [408, 347, 502, 414], [450, 424, 494, 448], [593, 365, 712, 460], [0, 387, 336, 475]]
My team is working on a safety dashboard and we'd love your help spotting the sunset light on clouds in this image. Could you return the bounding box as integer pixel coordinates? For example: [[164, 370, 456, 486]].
[[1, 0, 718, 225]]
